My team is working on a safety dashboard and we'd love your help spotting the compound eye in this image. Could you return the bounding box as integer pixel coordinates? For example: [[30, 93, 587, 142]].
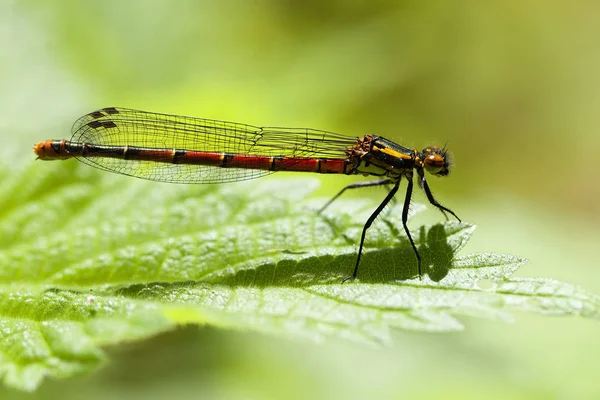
[[424, 153, 445, 174]]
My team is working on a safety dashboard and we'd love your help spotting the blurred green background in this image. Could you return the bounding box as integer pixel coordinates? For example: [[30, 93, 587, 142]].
[[2, 0, 599, 398]]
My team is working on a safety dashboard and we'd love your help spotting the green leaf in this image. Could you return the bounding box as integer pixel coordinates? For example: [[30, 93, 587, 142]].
[[0, 162, 598, 391]]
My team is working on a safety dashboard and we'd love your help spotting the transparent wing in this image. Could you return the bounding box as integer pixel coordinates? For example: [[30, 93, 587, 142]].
[[70, 107, 358, 184]]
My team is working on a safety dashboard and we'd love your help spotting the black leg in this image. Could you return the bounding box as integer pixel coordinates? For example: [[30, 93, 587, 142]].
[[419, 172, 461, 222], [318, 179, 392, 214], [401, 176, 421, 277], [342, 179, 400, 283], [384, 181, 398, 209]]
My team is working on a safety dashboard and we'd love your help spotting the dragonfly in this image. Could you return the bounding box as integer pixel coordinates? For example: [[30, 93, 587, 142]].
[[34, 107, 460, 282]]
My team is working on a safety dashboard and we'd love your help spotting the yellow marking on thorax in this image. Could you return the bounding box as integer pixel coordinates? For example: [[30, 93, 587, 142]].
[[375, 146, 413, 160]]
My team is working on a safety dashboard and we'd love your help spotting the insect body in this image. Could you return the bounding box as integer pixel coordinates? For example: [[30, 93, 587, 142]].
[[34, 107, 460, 281]]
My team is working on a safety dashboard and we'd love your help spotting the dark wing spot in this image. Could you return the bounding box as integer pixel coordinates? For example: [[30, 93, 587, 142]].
[[103, 107, 119, 114], [89, 111, 105, 119]]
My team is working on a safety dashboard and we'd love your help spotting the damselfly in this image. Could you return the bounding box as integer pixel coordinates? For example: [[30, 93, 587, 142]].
[[34, 107, 460, 282]]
